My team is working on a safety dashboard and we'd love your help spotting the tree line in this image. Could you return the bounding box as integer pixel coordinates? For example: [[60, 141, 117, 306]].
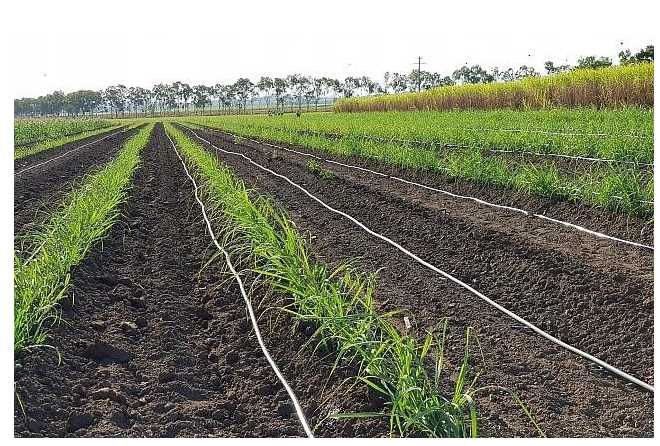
[[14, 45, 653, 118]]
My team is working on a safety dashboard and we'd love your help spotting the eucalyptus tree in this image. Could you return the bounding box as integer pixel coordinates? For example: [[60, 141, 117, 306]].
[[103, 85, 127, 117], [180, 83, 193, 114], [452, 65, 494, 84], [233, 78, 255, 112], [63, 90, 103, 116], [544, 61, 572, 75], [575, 56, 612, 70], [127, 86, 150, 117], [341, 77, 361, 97], [256, 76, 275, 111], [192, 85, 212, 114], [152, 83, 169, 116], [213, 84, 231, 114], [273, 77, 288, 111]]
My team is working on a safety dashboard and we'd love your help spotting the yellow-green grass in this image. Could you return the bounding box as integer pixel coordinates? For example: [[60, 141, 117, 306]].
[[182, 117, 653, 217], [166, 122, 492, 437], [14, 123, 154, 352], [14, 117, 114, 146], [335, 63, 653, 112]]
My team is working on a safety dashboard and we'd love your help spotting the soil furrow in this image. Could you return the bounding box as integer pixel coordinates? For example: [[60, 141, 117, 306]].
[[14, 127, 138, 240], [14, 126, 130, 172], [14, 124, 384, 438], [194, 125, 653, 246], [181, 125, 653, 437]]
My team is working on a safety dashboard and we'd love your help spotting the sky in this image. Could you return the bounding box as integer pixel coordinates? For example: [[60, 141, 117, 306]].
[[3, 0, 656, 98]]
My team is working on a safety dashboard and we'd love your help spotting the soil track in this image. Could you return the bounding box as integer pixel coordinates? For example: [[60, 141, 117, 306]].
[[182, 124, 654, 437], [14, 126, 138, 239], [14, 124, 385, 438]]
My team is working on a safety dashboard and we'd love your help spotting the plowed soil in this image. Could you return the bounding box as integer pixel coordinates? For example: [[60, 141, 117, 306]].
[[14, 126, 138, 239], [14, 121, 653, 438], [14, 124, 385, 438], [178, 124, 653, 437]]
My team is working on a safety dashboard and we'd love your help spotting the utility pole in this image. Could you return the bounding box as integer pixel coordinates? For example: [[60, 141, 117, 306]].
[[414, 56, 426, 92]]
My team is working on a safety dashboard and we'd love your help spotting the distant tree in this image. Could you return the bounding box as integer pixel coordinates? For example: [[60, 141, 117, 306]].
[[408, 70, 453, 91], [341, 76, 361, 97], [127, 87, 150, 117], [192, 85, 212, 114], [385, 72, 408, 93], [103, 85, 127, 117], [164, 84, 178, 113], [619, 45, 654, 65], [515, 65, 539, 79], [575, 56, 612, 70], [544, 61, 572, 75], [233, 78, 255, 111], [273, 77, 288, 111], [452, 65, 494, 84], [324, 78, 342, 98], [152, 83, 169, 115], [256, 76, 275, 111], [286, 74, 310, 110]]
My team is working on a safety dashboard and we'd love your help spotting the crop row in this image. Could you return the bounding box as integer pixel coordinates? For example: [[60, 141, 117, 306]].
[[14, 117, 115, 147], [14, 124, 127, 161], [180, 109, 653, 163], [182, 118, 653, 217], [164, 122, 539, 437], [14, 124, 154, 351]]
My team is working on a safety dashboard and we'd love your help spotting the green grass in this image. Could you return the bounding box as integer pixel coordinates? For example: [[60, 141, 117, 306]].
[[182, 117, 653, 217], [14, 117, 114, 146], [14, 124, 127, 160], [335, 63, 653, 112], [307, 159, 336, 180], [183, 108, 653, 162], [165, 122, 485, 437], [14, 123, 154, 352]]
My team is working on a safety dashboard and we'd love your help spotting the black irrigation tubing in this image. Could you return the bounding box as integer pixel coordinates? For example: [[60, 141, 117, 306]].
[[166, 130, 314, 438], [189, 125, 654, 250], [14, 125, 118, 148], [185, 126, 655, 394]]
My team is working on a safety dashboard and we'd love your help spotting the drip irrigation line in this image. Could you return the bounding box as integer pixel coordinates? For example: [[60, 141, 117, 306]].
[[15, 127, 129, 177], [229, 125, 653, 168], [15, 125, 119, 148], [186, 126, 654, 394], [166, 131, 314, 438], [192, 126, 653, 251]]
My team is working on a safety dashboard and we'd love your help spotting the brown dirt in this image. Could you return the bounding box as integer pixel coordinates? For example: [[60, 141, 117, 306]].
[[14, 126, 138, 240], [194, 124, 653, 246], [181, 124, 653, 437], [14, 124, 386, 438]]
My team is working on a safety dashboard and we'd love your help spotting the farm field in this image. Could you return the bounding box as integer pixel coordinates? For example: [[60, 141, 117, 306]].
[[184, 109, 654, 217], [13, 113, 653, 437]]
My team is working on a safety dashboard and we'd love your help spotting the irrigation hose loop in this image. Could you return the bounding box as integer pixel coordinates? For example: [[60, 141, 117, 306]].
[[198, 125, 652, 252], [15, 127, 129, 177], [186, 126, 654, 394], [166, 131, 315, 438]]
